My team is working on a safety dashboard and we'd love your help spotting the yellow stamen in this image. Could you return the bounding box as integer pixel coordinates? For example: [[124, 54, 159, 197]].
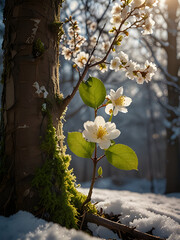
[[114, 96, 125, 106], [97, 126, 107, 139], [80, 57, 86, 64]]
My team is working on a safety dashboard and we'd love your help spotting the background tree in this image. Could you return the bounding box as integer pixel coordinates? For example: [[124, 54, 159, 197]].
[[142, 0, 180, 193]]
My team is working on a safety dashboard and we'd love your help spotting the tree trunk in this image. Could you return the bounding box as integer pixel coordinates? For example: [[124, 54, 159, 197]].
[[165, 0, 180, 193], [0, 0, 71, 216]]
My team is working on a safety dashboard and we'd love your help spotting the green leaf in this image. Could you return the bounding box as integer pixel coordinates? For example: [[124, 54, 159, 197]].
[[67, 132, 95, 158], [105, 144, 138, 170], [79, 76, 106, 108], [98, 166, 103, 176]]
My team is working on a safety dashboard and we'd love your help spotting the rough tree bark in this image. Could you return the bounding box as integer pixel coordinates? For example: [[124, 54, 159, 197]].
[[0, 0, 69, 216], [165, 0, 180, 193]]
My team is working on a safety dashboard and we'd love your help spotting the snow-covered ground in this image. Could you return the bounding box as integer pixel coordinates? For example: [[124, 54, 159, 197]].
[[0, 179, 180, 240]]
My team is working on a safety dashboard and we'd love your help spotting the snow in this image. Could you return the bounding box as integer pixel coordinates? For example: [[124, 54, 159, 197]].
[[0, 211, 99, 240], [81, 189, 180, 240], [0, 179, 180, 240]]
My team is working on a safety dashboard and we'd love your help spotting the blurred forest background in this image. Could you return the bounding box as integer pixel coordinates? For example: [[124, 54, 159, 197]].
[[0, 0, 179, 192]]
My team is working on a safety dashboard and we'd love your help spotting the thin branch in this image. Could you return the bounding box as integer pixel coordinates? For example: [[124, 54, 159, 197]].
[[150, 34, 169, 52], [89, 3, 146, 68], [85, 213, 166, 240], [156, 96, 180, 117], [97, 0, 111, 24], [97, 154, 105, 162], [142, 37, 179, 82]]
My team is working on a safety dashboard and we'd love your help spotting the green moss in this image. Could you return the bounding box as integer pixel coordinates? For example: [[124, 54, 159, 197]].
[[32, 39, 45, 58], [54, 0, 65, 9], [32, 115, 96, 229], [50, 21, 64, 42]]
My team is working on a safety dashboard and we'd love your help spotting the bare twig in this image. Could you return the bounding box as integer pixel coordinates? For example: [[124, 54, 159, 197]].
[[142, 37, 178, 82], [85, 213, 166, 240]]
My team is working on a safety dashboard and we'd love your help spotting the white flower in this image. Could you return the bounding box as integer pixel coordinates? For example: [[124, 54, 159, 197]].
[[144, 72, 152, 82], [145, 0, 157, 7], [105, 87, 132, 116], [110, 15, 122, 26], [102, 41, 111, 52], [74, 51, 89, 68], [89, 36, 97, 47], [82, 116, 120, 149], [143, 16, 155, 35], [133, 9, 142, 18], [68, 28, 74, 38], [143, 60, 157, 82], [125, 60, 139, 80], [119, 51, 129, 65], [68, 25, 80, 36], [76, 35, 86, 47], [136, 72, 144, 84], [121, 6, 130, 19], [145, 60, 157, 73], [97, 63, 108, 73], [62, 47, 72, 60], [132, 0, 144, 8], [110, 57, 121, 71], [111, 3, 122, 15]]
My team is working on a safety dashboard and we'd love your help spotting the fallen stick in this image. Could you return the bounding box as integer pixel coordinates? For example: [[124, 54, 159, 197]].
[[85, 213, 165, 240]]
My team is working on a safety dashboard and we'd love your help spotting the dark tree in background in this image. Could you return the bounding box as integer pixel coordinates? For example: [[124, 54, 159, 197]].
[[165, 0, 180, 193], [143, 0, 180, 193]]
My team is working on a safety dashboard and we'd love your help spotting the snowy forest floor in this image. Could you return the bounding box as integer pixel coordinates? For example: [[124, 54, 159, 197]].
[[0, 178, 180, 240]]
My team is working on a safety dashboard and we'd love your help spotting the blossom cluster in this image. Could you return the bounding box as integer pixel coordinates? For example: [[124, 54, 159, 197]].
[[61, 0, 157, 83], [110, 51, 157, 84], [110, 0, 156, 35], [62, 18, 86, 61], [82, 87, 132, 149]]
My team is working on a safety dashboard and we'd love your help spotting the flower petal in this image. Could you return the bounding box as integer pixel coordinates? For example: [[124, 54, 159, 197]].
[[84, 121, 94, 131], [82, 130, 96, 142], [116, 87, 123, 97], [123, 96, 132, 106], [94, 116, 105, 127], [105, 104, 114, 115], [117, 107, 128, 113], [99, 140, 111, 149], [110, 89, 116, 98], [113, 107, 119, 116], [86, 124, 97, 133], [105, 122, 116, 131], [107, 129, 121, 139]]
